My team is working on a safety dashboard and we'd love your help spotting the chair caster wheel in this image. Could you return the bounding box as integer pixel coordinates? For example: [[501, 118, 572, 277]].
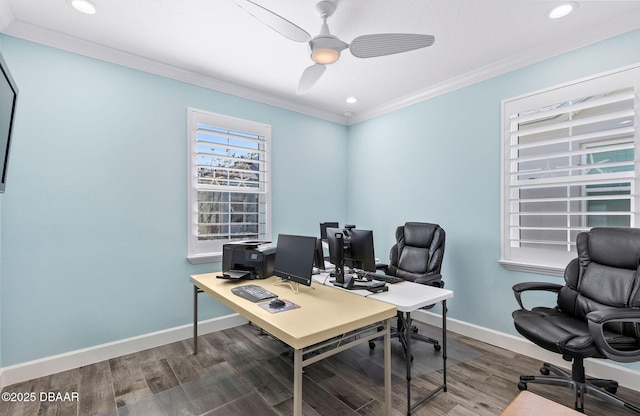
[[434, 344, 441, 351], [369, 341, 376, 350], [411, 327, 419, 334], [540, 367, 550, 375], [518, 382, 527, 391], [605, 386, 618, 394]]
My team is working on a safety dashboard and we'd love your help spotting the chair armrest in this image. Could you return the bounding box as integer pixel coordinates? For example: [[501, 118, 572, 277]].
[[587, 308, 640, 363], [375, 263, 389, 273], [512, 282, 563, 310]]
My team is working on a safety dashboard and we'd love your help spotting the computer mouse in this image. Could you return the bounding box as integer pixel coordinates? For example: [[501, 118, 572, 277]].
[[269, 298, 286, 308]]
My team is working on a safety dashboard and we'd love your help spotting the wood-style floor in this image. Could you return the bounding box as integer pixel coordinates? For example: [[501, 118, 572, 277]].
[[0, 321, 637, 416]]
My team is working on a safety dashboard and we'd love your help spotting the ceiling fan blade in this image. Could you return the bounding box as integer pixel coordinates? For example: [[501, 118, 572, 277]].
[[297, 64, 326, 95], [349, 33, 435, 58], [231, 0, 310, 42]]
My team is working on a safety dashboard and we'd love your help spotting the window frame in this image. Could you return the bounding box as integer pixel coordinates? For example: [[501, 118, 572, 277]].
[[500, 64, 640, 276], [186, 108, 272, 264]]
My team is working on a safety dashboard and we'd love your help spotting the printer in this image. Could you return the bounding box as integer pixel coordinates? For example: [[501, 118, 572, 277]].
[[220, 241, 276, 280]]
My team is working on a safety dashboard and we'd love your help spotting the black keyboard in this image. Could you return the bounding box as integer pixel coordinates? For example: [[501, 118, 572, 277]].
[[355, 270, 404, 284], [231, 284, 278, 302], [370, 274, 404, 284]]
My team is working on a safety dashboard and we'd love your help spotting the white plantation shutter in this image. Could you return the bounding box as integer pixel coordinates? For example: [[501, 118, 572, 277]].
[[187, 108, 271, 263], [501, 66, 640, 275]]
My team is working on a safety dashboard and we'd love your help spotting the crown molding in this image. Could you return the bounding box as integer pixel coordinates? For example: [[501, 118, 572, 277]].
[[348, 13, 640, 125], [2, 19, 348, 125], [3, 12, 640, 128]]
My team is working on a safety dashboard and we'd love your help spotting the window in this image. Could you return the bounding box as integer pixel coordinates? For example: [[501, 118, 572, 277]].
[[187, 108, 271, 263], [500, 66, 640, 275]]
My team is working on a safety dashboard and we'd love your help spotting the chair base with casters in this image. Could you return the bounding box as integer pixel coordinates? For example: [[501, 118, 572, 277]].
[[517, 358, 639, 414], [369, 312, 441, 360], [367, 280, 444, 356], [398, 312, 442, 352]]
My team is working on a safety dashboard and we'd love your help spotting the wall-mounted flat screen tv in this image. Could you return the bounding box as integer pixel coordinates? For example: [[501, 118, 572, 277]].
[[0, 51, 18, 193]]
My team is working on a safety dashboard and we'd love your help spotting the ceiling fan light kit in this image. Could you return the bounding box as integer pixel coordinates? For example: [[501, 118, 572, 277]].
[[311, 47, 340, 65], [232, 0, 435, 94], [309, 33, 347, 64]]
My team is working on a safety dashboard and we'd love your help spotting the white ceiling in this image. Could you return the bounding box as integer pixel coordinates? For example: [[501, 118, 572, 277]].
[[2, 0, 640, 124]]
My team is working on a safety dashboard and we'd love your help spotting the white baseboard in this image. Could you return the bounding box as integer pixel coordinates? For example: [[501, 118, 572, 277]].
[[413, 310, 640, 392], [0, 313, 248, 389], [2, 311, 639, 394]]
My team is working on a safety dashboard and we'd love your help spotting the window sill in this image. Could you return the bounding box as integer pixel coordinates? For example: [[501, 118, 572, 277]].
[[499, 260, 564, 278], [187, 253, 222, 264]]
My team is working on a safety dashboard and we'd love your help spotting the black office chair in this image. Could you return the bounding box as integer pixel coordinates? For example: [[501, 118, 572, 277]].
[[512, 227, 640, 413], [370, 222, 446, 353]]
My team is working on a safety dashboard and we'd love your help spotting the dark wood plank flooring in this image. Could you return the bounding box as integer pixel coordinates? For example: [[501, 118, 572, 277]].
[[1, 322, 638, 415]]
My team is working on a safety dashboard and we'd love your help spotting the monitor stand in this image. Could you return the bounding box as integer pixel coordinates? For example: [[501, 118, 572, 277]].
[[332, 274, 370, 290], [274, 279, 315, 294]]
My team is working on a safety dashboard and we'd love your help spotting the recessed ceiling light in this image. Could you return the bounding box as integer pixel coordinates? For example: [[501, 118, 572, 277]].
[[67, 0, 97, 15], [549, 3, 576, 19], [346, 97, 358, 104]]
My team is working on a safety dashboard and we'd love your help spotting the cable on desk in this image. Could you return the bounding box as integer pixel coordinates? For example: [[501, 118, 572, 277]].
[[321, 273, 332, 285]]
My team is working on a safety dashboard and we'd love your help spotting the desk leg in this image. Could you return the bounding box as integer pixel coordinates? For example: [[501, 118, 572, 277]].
[[442, 299, 447, 392], [384, 318, 392, 416], [193, 285, 198, 355], [405, 311, 413, 416], [293, 348, 303, 416], [408, 300, 448, 414]]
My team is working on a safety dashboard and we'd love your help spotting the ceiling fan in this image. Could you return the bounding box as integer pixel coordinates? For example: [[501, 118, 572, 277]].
[[231, 0, 435, 95]]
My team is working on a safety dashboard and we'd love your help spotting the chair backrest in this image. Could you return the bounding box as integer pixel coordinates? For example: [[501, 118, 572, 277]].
[[560, 227, 640, 326], [387, 222, 445, 284]]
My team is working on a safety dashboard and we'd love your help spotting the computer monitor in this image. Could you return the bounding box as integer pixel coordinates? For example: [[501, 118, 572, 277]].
[[313, 238, 325, 270], [273, 234, 317, 287], [325, 227, 345, 283], [343, 228, 376, 272], [325, 227, 343, 266], [319, 222, 339, 240], [326, 227, 376, 288]]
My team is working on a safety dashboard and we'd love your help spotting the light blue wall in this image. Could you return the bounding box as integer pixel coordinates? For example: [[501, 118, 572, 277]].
[[347, 29, 640, 371], [0, 36, 348, 366]]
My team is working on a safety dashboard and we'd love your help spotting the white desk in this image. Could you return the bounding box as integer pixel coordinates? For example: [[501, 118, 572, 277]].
[[313, 270, 454, 415]]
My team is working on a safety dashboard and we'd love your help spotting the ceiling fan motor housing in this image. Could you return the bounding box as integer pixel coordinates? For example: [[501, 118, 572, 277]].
[[309, 35, 349, 54]]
